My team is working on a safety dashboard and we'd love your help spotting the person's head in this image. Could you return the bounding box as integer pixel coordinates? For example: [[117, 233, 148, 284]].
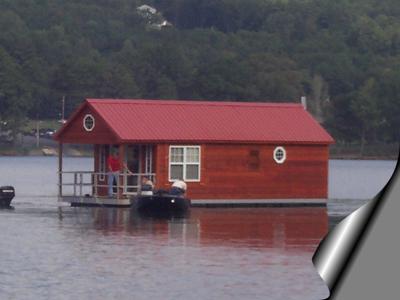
[[111, 147, 119, 158], [142, 176, 149, 183]]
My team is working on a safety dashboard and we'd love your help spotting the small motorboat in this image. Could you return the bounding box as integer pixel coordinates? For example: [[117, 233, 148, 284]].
[[0, 186, 15, 208], [132, 189, 191, 214]]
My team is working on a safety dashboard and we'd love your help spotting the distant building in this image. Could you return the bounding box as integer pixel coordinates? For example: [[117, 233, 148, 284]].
[[137, 4, 157, 16], [137, 4, 172, 30], [149, 20, 173, 30]]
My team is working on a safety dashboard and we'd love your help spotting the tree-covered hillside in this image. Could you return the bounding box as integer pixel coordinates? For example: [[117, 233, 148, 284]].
[[0, 0, 399, 145]]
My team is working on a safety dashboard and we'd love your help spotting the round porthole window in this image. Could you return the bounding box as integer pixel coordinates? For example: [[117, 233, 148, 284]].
[[83, 114, 95, 131], [273, 146, 286, 164]]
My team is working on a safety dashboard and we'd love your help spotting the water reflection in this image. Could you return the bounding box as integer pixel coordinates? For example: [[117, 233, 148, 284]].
[[193, 208, 328, 250], [61, 207, 328, 251], [0, 205, 330, 299]]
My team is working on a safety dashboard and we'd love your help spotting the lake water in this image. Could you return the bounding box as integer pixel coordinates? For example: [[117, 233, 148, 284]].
[[0, 157, 396, 300]]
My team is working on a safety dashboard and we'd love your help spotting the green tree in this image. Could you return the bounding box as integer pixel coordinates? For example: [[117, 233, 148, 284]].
[[0, 47, 31, 140], [351, 78, 383, 154]]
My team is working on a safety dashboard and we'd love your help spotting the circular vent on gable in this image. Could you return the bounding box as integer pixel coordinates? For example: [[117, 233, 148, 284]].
[[83, 114, 95, 132]]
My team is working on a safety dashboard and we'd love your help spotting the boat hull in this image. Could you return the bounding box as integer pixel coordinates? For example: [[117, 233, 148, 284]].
[[0, 186, 15, 208], [133, 194, 191, 214]]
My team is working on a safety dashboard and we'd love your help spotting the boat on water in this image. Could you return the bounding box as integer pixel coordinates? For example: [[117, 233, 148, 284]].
[[42, 146, 57, 156], [132, 190, 191, 214], [0, 186, 15, 208]]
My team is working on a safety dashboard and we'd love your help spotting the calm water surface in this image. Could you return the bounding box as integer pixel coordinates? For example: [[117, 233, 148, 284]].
[[0, 157, 396, 300]]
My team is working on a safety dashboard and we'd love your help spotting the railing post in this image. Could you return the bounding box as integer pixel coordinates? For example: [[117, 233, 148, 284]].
[[58, 143, 63, 197], [79, 173, 83, 196], [74, 173, 77, 196], [123, 171, 127, 194], [94, 173, 98, 197], [117, 173, 120, 200]]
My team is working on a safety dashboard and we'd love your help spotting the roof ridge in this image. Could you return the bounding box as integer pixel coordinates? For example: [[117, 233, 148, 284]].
[[86, 99, 303, 108]]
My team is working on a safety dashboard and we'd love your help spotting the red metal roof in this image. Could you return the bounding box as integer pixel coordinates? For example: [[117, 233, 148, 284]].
[[55, 99, 334, 144]]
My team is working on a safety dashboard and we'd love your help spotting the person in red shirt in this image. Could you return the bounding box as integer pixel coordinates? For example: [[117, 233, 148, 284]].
[[107, 150, 122, 197]]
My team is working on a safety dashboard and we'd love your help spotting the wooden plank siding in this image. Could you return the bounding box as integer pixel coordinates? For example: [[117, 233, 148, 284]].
[[155, 143, 329, 200]]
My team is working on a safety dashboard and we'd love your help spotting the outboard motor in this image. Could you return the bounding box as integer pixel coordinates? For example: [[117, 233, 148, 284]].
[[0, 186, 15, 207]]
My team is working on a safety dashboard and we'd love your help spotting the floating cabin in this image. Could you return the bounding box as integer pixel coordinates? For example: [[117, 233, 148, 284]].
[[54, 99, 334, 207]]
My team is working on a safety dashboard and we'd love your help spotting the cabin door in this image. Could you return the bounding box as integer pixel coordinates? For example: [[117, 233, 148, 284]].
[[124, 145, 141, 194], [124, 145, 154, 194]]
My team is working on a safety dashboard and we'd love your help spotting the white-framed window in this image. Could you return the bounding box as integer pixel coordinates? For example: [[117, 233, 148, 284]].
[[83, 114, 95, 131], [169, 146, 201, 182], [273, 146, 286, 164]]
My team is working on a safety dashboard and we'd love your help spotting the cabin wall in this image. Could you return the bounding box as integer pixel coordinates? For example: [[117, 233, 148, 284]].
[[58, 106, 119, 144], [155, 143, 329, 200]]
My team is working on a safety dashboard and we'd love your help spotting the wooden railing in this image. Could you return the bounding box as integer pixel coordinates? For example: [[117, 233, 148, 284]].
[[58, 171, 156, 198]]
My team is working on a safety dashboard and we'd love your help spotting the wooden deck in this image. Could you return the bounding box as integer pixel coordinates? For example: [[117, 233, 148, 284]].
[[59, 195, 326, 208], [190, 198, 327, 207], [60, 196, 131, 207]]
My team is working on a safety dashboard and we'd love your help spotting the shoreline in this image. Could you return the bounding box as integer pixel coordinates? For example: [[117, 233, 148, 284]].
[[1, 138, 398, 160], [0, 151, 397, 161]]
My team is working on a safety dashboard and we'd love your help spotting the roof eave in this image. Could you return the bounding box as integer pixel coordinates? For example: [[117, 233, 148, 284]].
[[119, 139, 335, 145]]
